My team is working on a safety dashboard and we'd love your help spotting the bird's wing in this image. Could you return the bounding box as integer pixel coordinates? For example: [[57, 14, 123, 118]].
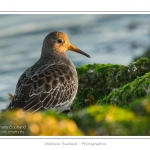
[[8, 65, 77, 113]]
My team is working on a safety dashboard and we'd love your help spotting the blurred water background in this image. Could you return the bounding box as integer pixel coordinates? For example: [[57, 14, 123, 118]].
[[0, 14, 150, 110]]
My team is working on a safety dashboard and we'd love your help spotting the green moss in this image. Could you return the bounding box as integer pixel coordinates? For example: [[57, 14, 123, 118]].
[[76, 64, 93, 78], [72, 63, 125, 110], [72, 58, 150, 110], [72, 105, 150, 135], [99, 72, 150, 107]]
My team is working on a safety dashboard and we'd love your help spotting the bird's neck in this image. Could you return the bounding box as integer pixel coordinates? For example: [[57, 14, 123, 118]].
[[40, 48, 75, 67]]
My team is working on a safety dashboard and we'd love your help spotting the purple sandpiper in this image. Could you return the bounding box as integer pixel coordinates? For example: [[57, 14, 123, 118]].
[[7, 31, 90, 113]]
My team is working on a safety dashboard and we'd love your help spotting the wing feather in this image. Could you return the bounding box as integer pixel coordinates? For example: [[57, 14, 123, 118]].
[[8, 64, 77, 113]]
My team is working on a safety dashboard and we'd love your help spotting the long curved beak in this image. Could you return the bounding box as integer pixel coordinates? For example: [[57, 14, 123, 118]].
[[68, 44, 90, 58]]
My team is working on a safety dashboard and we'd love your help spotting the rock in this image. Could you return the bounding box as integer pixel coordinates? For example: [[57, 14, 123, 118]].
[[72, 58, 150, 110]]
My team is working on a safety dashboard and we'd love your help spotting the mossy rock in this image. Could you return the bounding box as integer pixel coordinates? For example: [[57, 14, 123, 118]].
[[99, 72, 150, 107], [0, 110, 83, 136], [72, 58, 150, 110], [72, 105, 150, 135]]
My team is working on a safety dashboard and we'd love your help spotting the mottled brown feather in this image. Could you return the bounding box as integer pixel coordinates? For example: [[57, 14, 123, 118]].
[[7, 31, 90, 113]]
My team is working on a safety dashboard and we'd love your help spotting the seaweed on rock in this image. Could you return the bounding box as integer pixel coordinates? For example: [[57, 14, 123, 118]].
[[72, 58, 150, 110], [72, 105, 150, 135], [99, 72, 150, 107]]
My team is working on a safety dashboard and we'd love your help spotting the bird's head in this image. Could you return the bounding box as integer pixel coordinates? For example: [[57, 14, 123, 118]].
[[42, 31, 90, 58]]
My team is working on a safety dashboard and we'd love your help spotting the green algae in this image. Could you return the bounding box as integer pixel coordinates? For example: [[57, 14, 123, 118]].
[[72, 58, 150, 110], [99, 72, 150, 107], [72, 105, 150, 135], [72, 63, 126, 110]]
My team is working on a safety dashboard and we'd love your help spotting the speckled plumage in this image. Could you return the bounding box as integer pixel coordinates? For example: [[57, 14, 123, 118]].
[[7, 31, 90, 113]]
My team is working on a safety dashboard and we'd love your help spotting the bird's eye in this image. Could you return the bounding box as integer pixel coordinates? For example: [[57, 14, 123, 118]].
[[58, 39, 62, 43]]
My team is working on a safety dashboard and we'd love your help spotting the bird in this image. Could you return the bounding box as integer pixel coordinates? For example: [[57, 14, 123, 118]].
[[7, 31, 90, 113]]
